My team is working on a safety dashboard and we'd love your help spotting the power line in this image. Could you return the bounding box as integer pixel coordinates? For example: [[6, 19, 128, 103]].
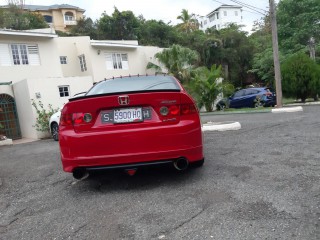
[[230, 0, 268, 13], [229, 0, 267, 15], [212, 0, 227, 6]]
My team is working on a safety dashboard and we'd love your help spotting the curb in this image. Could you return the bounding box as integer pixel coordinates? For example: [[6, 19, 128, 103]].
[[202, 121, 241, 132], [200, 106, 305, 116], [272, 106, 303, 113], [0, 138, 13, 146]]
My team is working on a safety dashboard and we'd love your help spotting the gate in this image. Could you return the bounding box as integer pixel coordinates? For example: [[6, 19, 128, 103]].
[[0, 94, 21, 140]]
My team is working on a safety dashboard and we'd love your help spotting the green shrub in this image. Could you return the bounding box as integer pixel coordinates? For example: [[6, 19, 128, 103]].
[[31, 100, 60, 133]]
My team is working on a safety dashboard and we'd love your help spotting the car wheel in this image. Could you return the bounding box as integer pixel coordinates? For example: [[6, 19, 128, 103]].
[[51, 122, 59, 141], [253, 101, 262, 108], [217, 104, 225, 111]]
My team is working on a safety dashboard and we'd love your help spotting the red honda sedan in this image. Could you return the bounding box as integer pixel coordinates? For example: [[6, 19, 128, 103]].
[[59, 75, 204, 179]]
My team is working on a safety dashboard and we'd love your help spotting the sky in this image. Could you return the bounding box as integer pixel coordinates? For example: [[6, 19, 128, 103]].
[[0, 0, 277, 32]]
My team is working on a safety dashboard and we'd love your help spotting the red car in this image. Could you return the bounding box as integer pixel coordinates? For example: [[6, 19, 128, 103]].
[[59, 75, 204, 179]]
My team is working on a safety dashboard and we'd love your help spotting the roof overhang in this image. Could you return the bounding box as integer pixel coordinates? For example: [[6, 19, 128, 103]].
[[0, 81, 12, 85], [0, 29, 58, 38], [90, 40, 139, 49]]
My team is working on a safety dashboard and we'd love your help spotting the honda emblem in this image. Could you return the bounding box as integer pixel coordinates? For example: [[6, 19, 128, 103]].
[[118, 95, 130, 105]]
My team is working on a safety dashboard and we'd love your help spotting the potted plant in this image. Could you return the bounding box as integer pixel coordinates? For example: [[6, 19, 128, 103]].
[[0, 107, 7, 140], [0, 123, 7, 141]]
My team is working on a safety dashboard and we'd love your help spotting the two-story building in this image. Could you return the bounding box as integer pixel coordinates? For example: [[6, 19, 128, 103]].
[[0, 28, 162, 140], [0, 4, 85, 32], [200, 5, 243, 31]]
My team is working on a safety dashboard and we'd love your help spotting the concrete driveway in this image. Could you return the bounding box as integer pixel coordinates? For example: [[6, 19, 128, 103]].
[[0, 106, 319, 239]]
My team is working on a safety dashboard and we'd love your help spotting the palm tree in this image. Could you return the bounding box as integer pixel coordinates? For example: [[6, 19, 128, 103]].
[[189, 65, 234, 112], [147, 44, 199, 83], [176, 9, 199, 33]]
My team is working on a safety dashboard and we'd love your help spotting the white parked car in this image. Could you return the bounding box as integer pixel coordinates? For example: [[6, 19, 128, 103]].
[[49, 92, 86, 141], [49, 111, 61, 141]]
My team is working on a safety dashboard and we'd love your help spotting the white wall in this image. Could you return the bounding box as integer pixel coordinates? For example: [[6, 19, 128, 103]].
[[13, 76, 94, 139], [200, 7, 242, 31], [13, 79, 36, 139], [90, 45, 163, 82], [56, 36, 94, 78], [0, 35, 63, 84], [0, 84, 14, 97]]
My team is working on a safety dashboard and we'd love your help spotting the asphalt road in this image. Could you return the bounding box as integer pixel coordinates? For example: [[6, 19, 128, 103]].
[[1, 106, 319, 240]]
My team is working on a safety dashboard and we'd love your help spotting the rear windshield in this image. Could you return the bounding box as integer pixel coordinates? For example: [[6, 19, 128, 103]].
[[86, 76, 181, 96]]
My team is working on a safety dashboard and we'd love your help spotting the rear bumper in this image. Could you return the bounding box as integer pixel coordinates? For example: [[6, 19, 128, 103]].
[[61, 145, 203, 172], [59, 121, 203, 172]]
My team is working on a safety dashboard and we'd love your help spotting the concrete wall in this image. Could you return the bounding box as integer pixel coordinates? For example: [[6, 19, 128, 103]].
[[56, 36, 94, 78], [90, 45, 163, 82], [13, 79, 36, 139], [0, 84, 14, 97], [0, 36, 63, 84], [13, 76, 94, 139]]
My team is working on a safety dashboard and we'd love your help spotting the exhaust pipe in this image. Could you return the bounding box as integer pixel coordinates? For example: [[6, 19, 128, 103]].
[[173, 158, 189, 171], [73, 168, 89, 180]]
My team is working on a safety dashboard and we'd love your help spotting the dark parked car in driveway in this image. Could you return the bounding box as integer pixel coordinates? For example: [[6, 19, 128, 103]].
[[216, 87, 276, 110]]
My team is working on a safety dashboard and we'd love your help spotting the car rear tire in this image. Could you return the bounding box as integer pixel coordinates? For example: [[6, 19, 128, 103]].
[[253, 101, 263, 108], [51, 122, 59, 141], [217, 104, 225, 111]]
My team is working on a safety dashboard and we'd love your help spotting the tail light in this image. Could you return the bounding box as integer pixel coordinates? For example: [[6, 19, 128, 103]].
[[158, 104, 197, 117], [60, 112, 93, 126], [181, 104, 197, 115]]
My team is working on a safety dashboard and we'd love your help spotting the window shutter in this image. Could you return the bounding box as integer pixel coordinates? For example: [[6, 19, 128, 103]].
[[27, 45, 40, 66], [121, 54, 128, 70], [105, 53, 113, 70], [0, 44, 12, 66]]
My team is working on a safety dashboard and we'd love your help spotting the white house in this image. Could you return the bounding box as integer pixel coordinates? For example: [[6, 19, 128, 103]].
[[200, 5, 243, 31], [0, 28, 162, 140]]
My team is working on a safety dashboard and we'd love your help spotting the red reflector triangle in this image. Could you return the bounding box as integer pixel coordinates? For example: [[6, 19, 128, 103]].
[[126, 169, 137, 176]]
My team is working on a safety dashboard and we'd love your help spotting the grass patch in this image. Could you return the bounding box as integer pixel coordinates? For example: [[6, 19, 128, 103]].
[[222, 107, 272, 112]]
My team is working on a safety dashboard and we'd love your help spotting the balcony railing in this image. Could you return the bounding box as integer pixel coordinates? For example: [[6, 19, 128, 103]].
[[64, 20, 77, 25]]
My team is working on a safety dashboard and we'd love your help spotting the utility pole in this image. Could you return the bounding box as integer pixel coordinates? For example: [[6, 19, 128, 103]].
[[269, 0, 282, 108], [308, 37, 316, 61]]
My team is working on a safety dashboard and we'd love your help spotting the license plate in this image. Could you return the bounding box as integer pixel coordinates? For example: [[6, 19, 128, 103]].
[[101, 108, 151, 124], [114, 108, 142, 123]]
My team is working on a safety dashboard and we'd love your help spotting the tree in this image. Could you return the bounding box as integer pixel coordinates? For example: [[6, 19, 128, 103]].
[[277, 0, 320, 54], [147, 44, 199, 83], [189, 65, 234, 112], [70, 17, 97, 39], [248, 13, 275, 86], [281, 52, 320, 102], [176, 9, 199, 33], [0, 5, 48, 30], [214, 24, 253, 87], [97, 8, 139, 40], [137, 19, 179, 47]]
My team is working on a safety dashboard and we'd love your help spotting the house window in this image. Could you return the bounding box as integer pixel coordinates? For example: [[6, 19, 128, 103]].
[[2, 44, 40, 66], [58, 86, 70, 97], [60, 56, 67, 64], [204, 20, 207, 25], [209, 15, 215, 22], [105, 53, 128, 70], [235, 11, 238, 16], [224, 11, 227, 16], [11, 44, 28, 65], [216, 13, 219, 19], [64, 12, 74, 21], [78, 54, 87, 72], [44, 15, 53, 23]]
